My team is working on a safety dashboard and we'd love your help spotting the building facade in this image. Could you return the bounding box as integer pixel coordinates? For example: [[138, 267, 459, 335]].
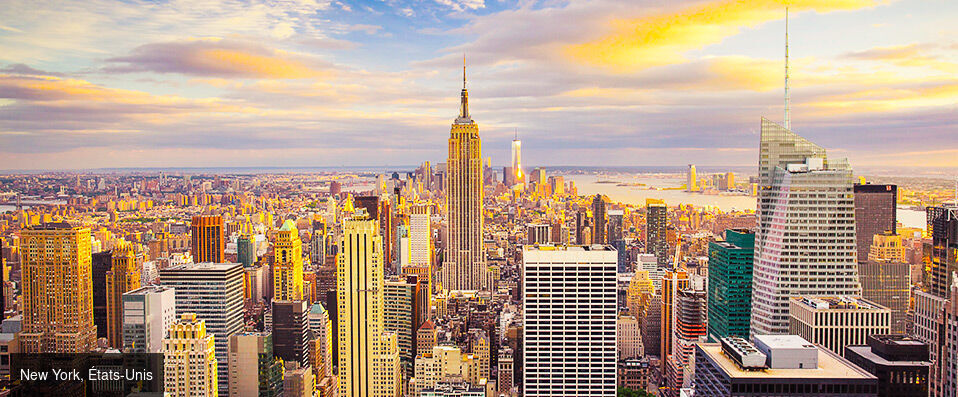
[[707, 229, 755, 341], [122, 285, 176, 353]]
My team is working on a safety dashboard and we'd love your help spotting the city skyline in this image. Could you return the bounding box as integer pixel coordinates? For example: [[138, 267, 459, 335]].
[[1, 0, 956, 170]]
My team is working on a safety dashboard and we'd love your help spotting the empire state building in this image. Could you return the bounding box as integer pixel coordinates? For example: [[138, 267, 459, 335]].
[[440, 62, 488, 291]]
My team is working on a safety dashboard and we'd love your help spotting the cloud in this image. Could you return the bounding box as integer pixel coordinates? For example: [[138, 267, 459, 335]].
[[566, 0, 883, 71], [0, 63, 64, 77], [434, 0, 486, 12], [104, 39, 332, 79], [843, 43, 957, 73]]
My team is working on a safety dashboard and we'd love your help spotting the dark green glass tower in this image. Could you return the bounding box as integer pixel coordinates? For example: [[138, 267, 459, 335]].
[[707, 229, 755, 341]]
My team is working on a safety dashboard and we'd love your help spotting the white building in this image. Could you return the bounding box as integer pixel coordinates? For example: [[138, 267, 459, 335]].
[[751, 118, 861, 336], [617, 315, 643, 360], [522, 245, 617, 396], [122, 285, 176, 353], [409, 205, 432, 267], [788, 296, 891, 357]]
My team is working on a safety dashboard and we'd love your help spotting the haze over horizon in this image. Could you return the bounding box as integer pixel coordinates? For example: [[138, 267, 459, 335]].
[[1, 0, 956, 170]]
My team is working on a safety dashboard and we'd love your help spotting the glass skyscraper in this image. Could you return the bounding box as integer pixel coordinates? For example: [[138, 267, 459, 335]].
[[707, 229, 755, 342]]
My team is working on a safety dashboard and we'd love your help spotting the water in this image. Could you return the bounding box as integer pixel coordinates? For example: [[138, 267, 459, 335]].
[[566, 173, 928, 230]]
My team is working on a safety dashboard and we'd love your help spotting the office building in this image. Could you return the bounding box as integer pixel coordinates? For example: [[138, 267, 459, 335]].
[[122, 285, 176, 353], [661, 270, 690, 369], [227, 332, 284, 397], [860, 233, 910, 333], [337, 218, 401, 397], [19, 223, 97, 353], [420, 380, 485, 397], [409, 204, 432, 267], [92, 250, 112, 339], [617, 315, 643, 360], [525, 223, 550, 245], [789, 296, 891, 357], [694, 335, 878, 396], [273, 300, 310, 367], [646, 199, 668, 266], [163, 313, 218, 397], [687, 164, 698, 192], [708, 229, 755, 341], [283, 362, 316, 397], [593, 195, 607, 244], [308, 303, 335, 392], [854, 184, 897, 263], [273, 220, 304, 301], [845, 334, 931, 397], [926, 205, 957, 298], [752, 118, 860, 336], [913, 290, 948, 397], [160, 262, 244, 393], [107, 242, 142, 348], [498, 348, 514, 394], [440, 65, 488, 292], [664, 278, 707, 397], [191, 215, 224, 263], [384, 275, 416, 379], [522, 245, 617, 396], [237, 233, 256, 267]]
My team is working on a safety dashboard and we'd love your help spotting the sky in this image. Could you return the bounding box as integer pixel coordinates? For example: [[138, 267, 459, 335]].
[[0, 0, 955, 170]]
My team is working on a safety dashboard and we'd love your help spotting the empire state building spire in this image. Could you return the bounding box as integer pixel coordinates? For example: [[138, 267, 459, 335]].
[[459, 54, 470, 121]]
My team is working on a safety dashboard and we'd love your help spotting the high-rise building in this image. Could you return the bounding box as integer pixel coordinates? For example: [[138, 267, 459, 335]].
[[845, 334, 931, 397], [646, 199, 668, 266], [789, 296, 891, 357], [707, 229, 754, 341], [412, 345, 475, 396], [273, 220, 304, 301], [912, 290, 948, 397], [660, 270, 689, 370], [693, 335, 878, 396], [337, 218, 401, 397], [237, 233, 256, 267], [525, 223, 550, 245], [664, 278, 707, 397], [273, 300, 310, 367], [227, 332, 284, 397], [160, 262, 244, 393], [107, 242, 142, 348], [122, 285, 176, 353], [440, 64, 488, 292], [608, 210, 625, 269], [511, 130, 523, 189], [92, 250, 112, 340], [617, 315, 643, 360], [860, 232, 910, 333], [19, 223, 97, 353], [751, 118, 860, 336], [522, 245, 617, 396], [163, 313, 218, 397], [191, 215, 224, 263], [409, 204, 432, 267], [926, 205, 957, 299], [307, 303, 335, 393], [687, 164, 698, 192], [854, 184, 898, 263], [498, 348, 514, 394], [593, 195, 607, 244], [283, 362, 316, 397], [384, 275, 416, 379]]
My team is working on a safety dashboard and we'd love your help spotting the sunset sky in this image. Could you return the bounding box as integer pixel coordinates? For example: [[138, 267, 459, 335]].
[[1, 0, 955, 170]]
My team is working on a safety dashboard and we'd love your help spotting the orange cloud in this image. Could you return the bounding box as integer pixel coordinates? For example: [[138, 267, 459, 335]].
[[844, 44, 958, 73], [808, 81, 958, 115], [566, 0, 883, 71]]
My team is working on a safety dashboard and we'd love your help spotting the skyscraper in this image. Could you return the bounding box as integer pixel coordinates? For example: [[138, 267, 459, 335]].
[[92, 250, 112, 340], [19, 223, 97, 353], [511, 130, 523, 189], [384, 275, 416, 380], [707, 229, 754, 341], [522, 245, 617, 396], [122, 285, 176, 353], [926, 205, 957, 298], [272, 300, 310, 367], [164, 313, 218, 397], [687, 164, 698, 192], [409, 204, 432, 267], [227, 332, 284, 397], [237, 233, 256, 267], [646, 199, 668, 266], [854, 184, 898, 262], [665, 279, 707, 397], [860, 232, 910, 333], [660, 270, 689, 371], [273, 220, 304, 301], [337, 218, 401, 397], [592, 194, 607, 244], [191, 215, 224, 263], [160, 262, 245, 393], [107, 241, 141, 348], [440, 63, 487, 292], [751, 118, 860, 336]]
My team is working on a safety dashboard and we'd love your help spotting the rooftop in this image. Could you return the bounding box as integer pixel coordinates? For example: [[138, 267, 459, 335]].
[[697, 343, 875, 380], [523, 244, 615, 252], [794, 296, 887, 311]]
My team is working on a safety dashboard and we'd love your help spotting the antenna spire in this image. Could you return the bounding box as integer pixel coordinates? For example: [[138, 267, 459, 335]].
[[459, 54, 469, 119], [514, 128, 518, 140], [463, 53, 467, 89], [784, 6, 791, 130]]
